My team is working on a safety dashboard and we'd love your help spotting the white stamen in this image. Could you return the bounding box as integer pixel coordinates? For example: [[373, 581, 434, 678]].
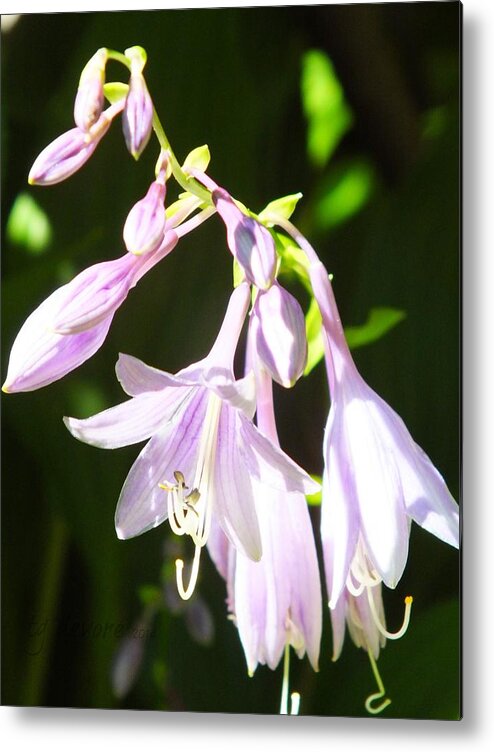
[[160, 392, 222, 601], [279, 644, 301, 716], [366, 586, 413, 641]]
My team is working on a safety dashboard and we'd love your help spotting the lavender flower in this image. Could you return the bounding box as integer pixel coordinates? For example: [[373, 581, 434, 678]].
[[74, 48, 107, 131], [123, 177, 166, 255], [64, 283, 319, 600], [230, 368, 322, 674], [28, 105, 119, 186], [308, 260, 459, 608], [2, 232, 178, 393], [251, 281, 307, 387], [212, 187, 277, 290], [122, 48, 153, 160]]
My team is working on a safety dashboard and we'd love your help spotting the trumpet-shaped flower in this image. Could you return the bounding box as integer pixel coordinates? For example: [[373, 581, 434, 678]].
[[308, 260, 459, 608], [64, 283, 319, 600], [2, 232, 178, 393], [230, 367, 322, 674], [251, 281, 307, 388]]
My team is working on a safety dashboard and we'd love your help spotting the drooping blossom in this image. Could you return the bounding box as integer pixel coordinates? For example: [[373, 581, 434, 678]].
[[251, 281, 307, 388], [309, 259, 459, 608], [64, 283, 319, 600], [189, 170, 277, 290], [74, 47, 108, 131], [228, 365, 322, 675], [2, 232, 178, 393], [122, 47, 154, 160], [28, 101, 123, 186], [123, 174, 167, 256]]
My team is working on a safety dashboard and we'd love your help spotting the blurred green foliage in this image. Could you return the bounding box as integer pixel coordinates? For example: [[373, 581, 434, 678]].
[[1, 4, 460, 718]]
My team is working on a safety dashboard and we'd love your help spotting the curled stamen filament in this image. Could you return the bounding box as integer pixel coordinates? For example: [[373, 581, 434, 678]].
[[365, 649, 392, 715], [175, 544, 202, 601], [367, 587, 413, 641]]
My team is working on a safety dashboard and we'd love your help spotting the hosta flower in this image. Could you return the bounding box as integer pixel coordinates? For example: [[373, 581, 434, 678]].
[[122, 47, 153, 160], [74, 48, 107, 131], [2, 232, 178, 393], [251, 281, 307, 388], [123, 176, 166, 255], [230, 367, 322, 675], [64, 283, 318, 600], [308, 260, 459, 608], [213, 187, 277, 290], [28, 101, 122, 186]]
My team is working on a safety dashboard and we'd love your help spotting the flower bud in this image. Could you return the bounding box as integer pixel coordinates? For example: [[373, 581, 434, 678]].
[[74, 48, 107, 131], [213, 187, 276, 290], [252, 281, 307, 388], [122, 71, 153, 160], [123, 180, 166, 255], [28, 115, 110, 186]]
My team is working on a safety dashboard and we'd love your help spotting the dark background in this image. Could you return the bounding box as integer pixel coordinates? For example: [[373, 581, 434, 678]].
[[1, 3, 460, 718]]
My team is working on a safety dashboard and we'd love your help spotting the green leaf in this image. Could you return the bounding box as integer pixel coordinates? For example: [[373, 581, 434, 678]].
[[301, 50, 353, 168], [182, 144, 211, 173], [304, 297, 324, 375], [274, 230, 311, 291], [345, 307, 406, 350], [258, 192, 303, 224], [103, 81, 128, 104], [6, 193, 52, 254], [313, 159, 376, 230]]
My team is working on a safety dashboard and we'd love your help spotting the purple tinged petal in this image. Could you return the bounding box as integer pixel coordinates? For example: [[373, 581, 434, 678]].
[[239, 414, 320, 496], [343, 394, 410, 590], [201, 368, 256, 418], [2, 286, 113, 393], [52, 255, 137, 335], [212, 188, 276, 290], [116, 353, 185, 396], [64, 387, 194, 449], [115, 390, 208, 539], [28, 117, 110, 186], [122, 72, 153, 160], [329, 592, 347, 662], [123, 180, 166, 256], [253, 282, 307, 387], [213, 405, 262, 561]]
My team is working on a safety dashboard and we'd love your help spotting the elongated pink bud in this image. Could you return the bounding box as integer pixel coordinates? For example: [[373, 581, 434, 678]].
[[123, 180, 166, 255], [213, 187, 276, 290], [28, 114, 111, 186], [252, 282, 307, 387], [122, 71, 153, 159], [74, 48, 107, 131]]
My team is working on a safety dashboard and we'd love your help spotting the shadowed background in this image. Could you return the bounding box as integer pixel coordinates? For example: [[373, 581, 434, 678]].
[[1, 3, 460, 718]]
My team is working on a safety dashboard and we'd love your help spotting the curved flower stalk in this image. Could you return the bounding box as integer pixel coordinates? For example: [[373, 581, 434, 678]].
[[28, 100, 123, 186], [231, 366, 322, 675], [64, 283, 319, 601], [272, 218, 459, 609]]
